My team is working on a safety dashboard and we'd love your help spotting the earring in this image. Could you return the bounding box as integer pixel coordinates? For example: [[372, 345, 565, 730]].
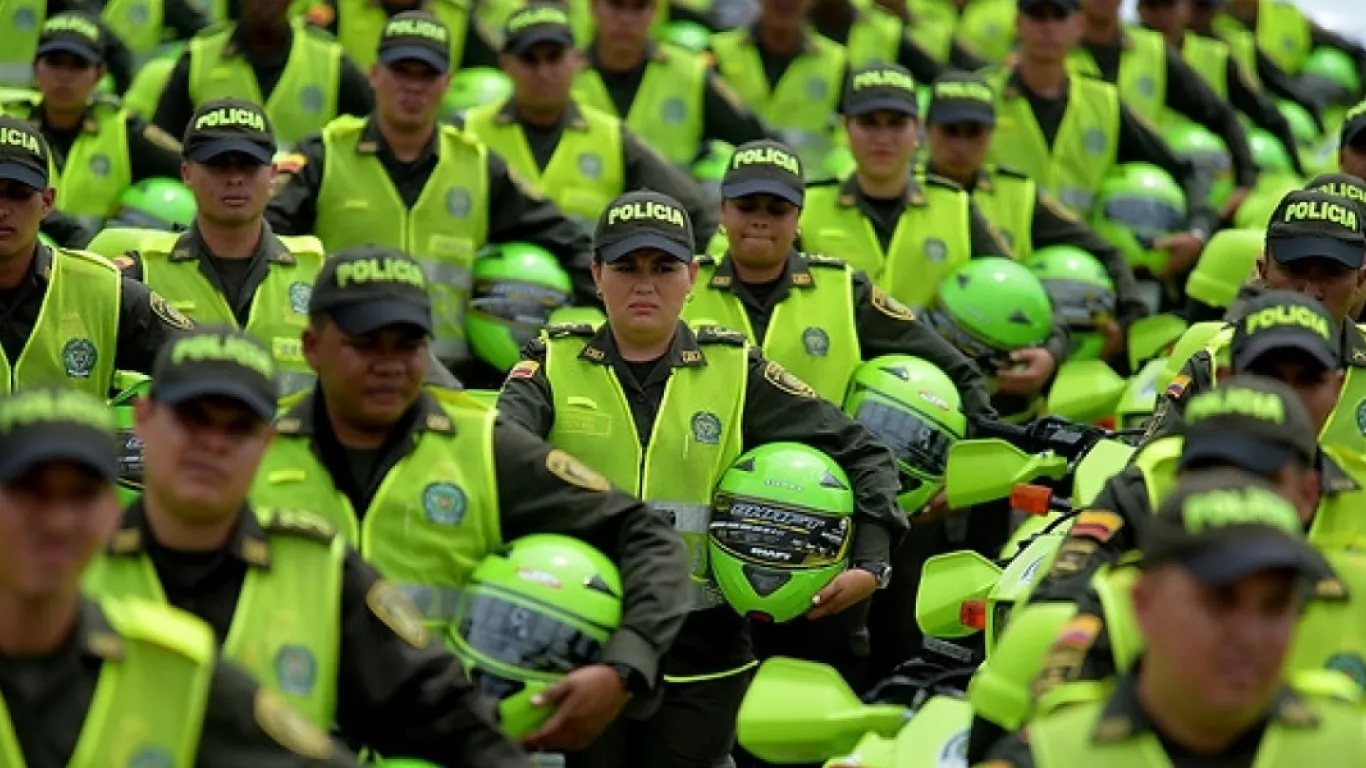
[[595, 289, 603, 299]]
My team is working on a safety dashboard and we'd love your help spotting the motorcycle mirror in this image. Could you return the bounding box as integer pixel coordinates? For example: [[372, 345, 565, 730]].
[[945, 439, 1068, 508], [916, 550, 1002, 638], [1126, 313, 1189, 371], [737, 658, 908, 764], [1044, 360, 1127, 425]]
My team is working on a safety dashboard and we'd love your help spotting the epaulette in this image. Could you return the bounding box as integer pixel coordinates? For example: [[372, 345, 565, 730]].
[[91, 92, 124, 110], [263, 509, 338, 543], [695, 254, 719, 266], [992, 165, 1031, 180], [546, 322, 597, 339], [694, 325, 747, 345], [800, 253, 847, 268], [921, 172, 965, 192]]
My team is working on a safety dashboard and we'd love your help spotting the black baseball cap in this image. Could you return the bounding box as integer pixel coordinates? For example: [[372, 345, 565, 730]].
[[1340, 101, 1366, 148], [0, 116, 50, 191], [378, 11, 451, 74], [1140, 469, 1329, 586], [36, 12, 105, 65], [1018, 0, 1078, 13], [1178, 376, 1318, 477], [1304, 172, 1366, 211], [0, 388, 118, 485], [721, 140, 805, 207], [928, 70, 996, 127], [595, 190, 694, 263], [843, 64, 919, 118], [503, 4, 574, 56], [309, 245, 433, 337], [150, 326, 279, 422], [1231, 290, 1340, 373], [1264, 188, 1366, 269], [182, 98, 276, 165]]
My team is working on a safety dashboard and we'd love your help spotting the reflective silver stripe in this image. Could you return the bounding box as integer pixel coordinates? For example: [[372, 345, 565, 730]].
[[278, 370, 316, 398], [396, 583, 463, 625], [417, 257, 472, 365], [648, 501, 711, 534], [648, 502, 725, 611], [0, 63, 33, 88], [1057, 186, 1096, 217]]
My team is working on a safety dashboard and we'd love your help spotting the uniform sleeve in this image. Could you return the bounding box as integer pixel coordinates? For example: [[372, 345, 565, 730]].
[[895, 33, 945, 85], [1309, 22, 1366, 73], [95, 17, 136, 94], [196, 657, 367, 768], [1161, 48, 1259, 188], [115, 250, 145, 281], [621, 127, 719, 250], [124, 114, 186, 182], [850, 271, 998, 419], [1225, 58, 1306, 176], [484, 150, 597, 306], [1114, 103, 1217, 235], [739, 348, 908, 561], [700, 69, 770, 149], [458, 14, 502, 69], [949, 40, 988, 71], [974, 730, 1038, 767], [493, 338, 555, 436], [967, 198, 1012, 258], [40, 209, 100, 249], [115, 277, 194, 375], [494, 418, 691, 689], [333, 550, 532, 767], [335, 54, 376, 119], [1136, 350, 1213, 447], [1257, 50, 1328, 125], [1030, 191, 1148, 327], [152, 52, 196, 139], [162, 0, 211, 39], [265, 135, 328, 235]]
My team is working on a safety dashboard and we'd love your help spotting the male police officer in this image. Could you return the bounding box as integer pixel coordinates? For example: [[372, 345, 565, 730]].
[[0, 116, 191, 396], [250, 245, 690, 754], [267, 11, 596, 376], [0, 1, 140, 92], [0, 387, 369, 768], [83, 326, 533, 766], [153, 0, 374, 145], [465, 5, 717, 246], [803, 0, 960, 76], [304, 0, 502, 71], [1217, 0, 1366, 79], [1340, 103, 1366, 182], [3, 13, 183, 219]]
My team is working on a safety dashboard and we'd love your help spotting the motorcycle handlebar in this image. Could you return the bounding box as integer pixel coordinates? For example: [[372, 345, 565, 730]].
[[969, 415, 1108, 462]]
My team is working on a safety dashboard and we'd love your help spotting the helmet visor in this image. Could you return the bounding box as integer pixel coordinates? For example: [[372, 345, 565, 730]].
[[1041, 279, 1116, 329], [1101, 196, 1184, 236], [1186, 149, 1231, 179], [454, 589, 605, 675], [109, 206, 184, 232], [851, 397, 954, 478], [470, 280, 570, 342], [709, 495, 853, 569], [925, 308, 1012, 371]]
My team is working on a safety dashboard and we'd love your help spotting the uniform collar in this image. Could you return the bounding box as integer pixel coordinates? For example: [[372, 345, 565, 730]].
[[741, 23, 822, 55], [587, 40, 667, 70], [223, 23, 294, 60], [578, 321, 712, 369], [109, 498, 276, 570], [28, 243, 54, 285], [1319, 451, 1360, 496], [76, 598, 131, 662], [494, 98, 591, 132], [1004, 67, 1072, 99], [168, 221, 297, 266], [838, 172, 930, 208], [707, 249, 819, 293], [275, 386, 456, 439], [356, 116, 440, 161], [924, 160, 992, 193], [1343, 320, 1366, 369], [1081, 28, 1134, 52], [26, 100, 105, 135]]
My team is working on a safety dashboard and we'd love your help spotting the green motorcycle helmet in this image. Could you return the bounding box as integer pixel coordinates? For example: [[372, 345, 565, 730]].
[[448, 534, 623, 739], [441, 67, 513, 120], [1300, 46, 1363, 103], [1161, 121, 1233, 209], [842, 355, 966, 513], [109, 177, 196, 231], [1185, 228, 1262, 309], [468, 243, 573, 372], [708, 443, 856, 623], [1248, 127, 1297, 175], [1025, 246, 1116, 361], [1278, 98, 1323, 149], [110, 371, 152, 508], [1088, 163, 1187, 275], [660, 19, 712, 53], [925, 257, 1054, 372]]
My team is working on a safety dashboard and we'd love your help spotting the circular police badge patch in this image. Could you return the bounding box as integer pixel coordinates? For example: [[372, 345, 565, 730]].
[[661, 97, 686, 125], [806, 77, 828, 101], [14, 8, 36, 30], [691, 411, 721, 444], [129, 2, 150, 24], [1137, 75, 1155, 98], [288, 282, 311, 314], [924, 237, 949, 263], [274, 644, 317, 696], [299, 86, 324, 114], [90, 154, 110, 177], [422, 482, 467, 525], [802, 326, 829, 357], [446, 187, 471, 218], [938, 729, 968, 768], [578, 152, 602, 179], [1327, 653, 1366, 689], [1083, 128, 1107, 156], [1355, 399, 1366, 435], [62, 338, 97, 379], [128, 746, 175, 768]]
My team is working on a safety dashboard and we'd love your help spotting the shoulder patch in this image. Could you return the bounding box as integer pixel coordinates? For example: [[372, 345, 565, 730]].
[[366, 581, 431, 648], [1032, 613, 1104, 699], [693, 324, 747, 345], [254, 688, 334, 759], [870, 287, 917, 321], [1165, 373, 1191, 398], [263, 509, 337, 543], [1069, 510, 1124, 544], [508, 359, 540, 380], [111, 252, 137, 271], [763, 359, 817, 397], [273, 152, 307, 175], [801, 253, 847, 268], [141, 123, 181, 153], [545, 448, 613, 491], [148, 291, 195, 331], [546, 322, 596, 339]]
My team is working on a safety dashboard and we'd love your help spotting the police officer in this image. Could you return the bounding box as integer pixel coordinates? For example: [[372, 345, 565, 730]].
[[4, 13, 183, 219], [572, 0, 769, 169], [903, 0, 1021, 66], [0, 1, 139, 92], [465, 5, 717, 245], [922, 69, 1148, 358], [152, 0, 375, 145], [250, 245, 690, 755], [303, 0, 502, 71], [1340, 103, 1366, 182], [267, 11, 596, 378], [980, 471, 1365, 766], [1219, 0, 1366, 79], [497, 189, 905, 768], [93, 0, 210, 68], [804, 0, 959, 76], [0, 116, 192, 396], [0, 387, 368, 768], [84, 326, 533, 766]]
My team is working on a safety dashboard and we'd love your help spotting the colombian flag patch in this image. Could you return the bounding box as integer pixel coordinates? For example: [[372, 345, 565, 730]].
[[1166, 374, 1191, 398], [508, 360, 540, 380]]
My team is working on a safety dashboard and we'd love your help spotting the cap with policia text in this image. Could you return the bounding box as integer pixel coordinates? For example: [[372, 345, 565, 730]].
[[595, 190, 694, 263], [1340, 100, 1366, 149], [1179, 376, 1318, 477], [0, 116, 50, 191], [843, 64, 919, 118], [503, 4, 574, 56], [1304, 172, 1366, 211], [1140, 469, 1329, 586], [1018, 0, 1078, 13], [36, 12, 105, 64], [182, 98, 276, 165], [379, 11, 451, 74], [929, 70, 996, 127], [1231, 290, 1340, 373], [0, 388, 118, 485], [150, 326, 279, 422], [721, 140, 805, 207], [1265, 188, 1366, 269], [309, 245, 433, 337]]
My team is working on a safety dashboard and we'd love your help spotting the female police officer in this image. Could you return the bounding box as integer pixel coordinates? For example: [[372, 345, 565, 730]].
[[497, 189, 907, 768]]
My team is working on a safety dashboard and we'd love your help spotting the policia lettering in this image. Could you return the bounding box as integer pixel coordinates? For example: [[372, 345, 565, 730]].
[[508, 6, 568, 32], [608, 200, 686, 229], [731, 146, 800, 176], [850, 68, 916, 93], [385, 19, 448, 43], [171, 334, 277, 379], [42, 13, 100, 41], [1181, 487, 1302, 534], [193, 107, 267, 133], [1280, 201, 1359, 229], [1243, 305, 1333, 341], [1185, 388, 1285, 425], [0, 388, 115, 433], [0, 127, 40, 154], [335, 258, 426, 288]]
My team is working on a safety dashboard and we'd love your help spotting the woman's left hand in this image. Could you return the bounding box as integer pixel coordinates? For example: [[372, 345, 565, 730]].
[[807, 569, 878, 620]]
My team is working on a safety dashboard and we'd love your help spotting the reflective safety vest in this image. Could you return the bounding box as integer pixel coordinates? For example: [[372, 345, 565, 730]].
[[1131, 435, 1182, 511], [315, 115, 489, 364], [251, 394, 502, 630], [569, 0, 669, 48], [954, 0, 1016, 64], [0, 95, 132, 219], [964, 164, 1036, 261], [337, 0, 469, 71], [103, 0, 167, 64], [1219, 0, 1311, 77], [135, 231, 325, 395], [1211, 24, 1262, 91], [799, 173, 972, 308], [82, 510, 346, 727], [985, 67, 1121, 218], [1181, 31, 1233, 101], [0, 248, 120, 397], [0, 0, 44, 87], [464, 101, 623, 227], [0, 597, 215, 768], [541, 324, 746, 611], [1067, 26, 1167, 128], [843, 10, 904, 68], [681, 254, 861, 403], [572, 47, 707, 168], [904, 0, 955, 62], [187, 20, 343, 146]]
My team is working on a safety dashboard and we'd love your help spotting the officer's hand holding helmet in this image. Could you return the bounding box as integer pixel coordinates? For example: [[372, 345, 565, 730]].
[[1162, 121, 1234, 211], [1088, 163, 1188, 281], [1026, 246, 1117, 362], [468, 242, 573, 372]]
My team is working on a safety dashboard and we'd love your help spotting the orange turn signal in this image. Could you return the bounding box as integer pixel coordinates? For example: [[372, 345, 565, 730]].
[[960, 599, 988, 631], [1011, 483, 1054, 516]]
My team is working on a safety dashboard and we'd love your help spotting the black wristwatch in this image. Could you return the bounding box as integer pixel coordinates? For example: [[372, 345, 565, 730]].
[[852, 560, 893, 590], [606, 662, 641, 694]]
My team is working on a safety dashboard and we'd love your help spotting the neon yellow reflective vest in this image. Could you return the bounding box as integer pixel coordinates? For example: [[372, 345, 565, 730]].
[[0, 248, 120, 396], [1067, 26, 1167, 128], [541, 323, 745, 611], [985, 67, 1121, 218], [904, 0, 955, 62], [843, 9, 904, 68], [1211, 25, 1262, 90], [337, 0, 469, 71], [798, 173, 973, 308], [964, 164, 1036, 261], [1216, 1, 1311, 77], [0, 95, 132, 218], [569, 0, 668, 47], [188, 20, 342, 145], [464, 101, 623, 227], [251, 392, 503, 630], [315, 115, 489, 364], [954, 0, 1016, 64], [103, 0, 167, 64], [0, 0, 44, 88], [0, 597, 215, 767], [1131, 435, 1182, 510], [681, 254, 861, 403], [135, 230, 324, 394], [1181, 31, 1232, 101], [572, 47, 707, 168], [82, 510, 346, 727]]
